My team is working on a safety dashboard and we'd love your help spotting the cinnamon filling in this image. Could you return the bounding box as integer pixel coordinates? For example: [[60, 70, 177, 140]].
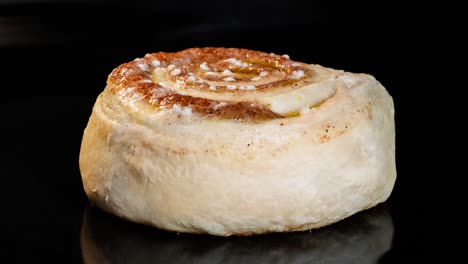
[[108, 48, 312, 120]]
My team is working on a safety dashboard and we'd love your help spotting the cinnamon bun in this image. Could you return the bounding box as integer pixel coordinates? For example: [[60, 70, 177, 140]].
[[79, 47, 396, 236]]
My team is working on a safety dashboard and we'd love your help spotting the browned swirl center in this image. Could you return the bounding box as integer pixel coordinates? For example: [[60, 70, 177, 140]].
[[108, 48, 312, 121]]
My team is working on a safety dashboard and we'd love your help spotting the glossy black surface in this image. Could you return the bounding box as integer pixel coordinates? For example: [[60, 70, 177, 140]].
[[81, 205, 393, 264], [2, 1, 438, 263]]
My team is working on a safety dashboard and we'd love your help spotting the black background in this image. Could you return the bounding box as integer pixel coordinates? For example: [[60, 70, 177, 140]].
[[1, 1, 444, 263]]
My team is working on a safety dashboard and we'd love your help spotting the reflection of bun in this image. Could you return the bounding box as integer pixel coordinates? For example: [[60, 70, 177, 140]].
[[79, 48, 396, 236], [81, 205, 393, 264]]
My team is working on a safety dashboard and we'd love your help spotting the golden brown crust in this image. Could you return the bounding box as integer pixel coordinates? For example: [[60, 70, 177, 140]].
[[107, 48, 313, 121]]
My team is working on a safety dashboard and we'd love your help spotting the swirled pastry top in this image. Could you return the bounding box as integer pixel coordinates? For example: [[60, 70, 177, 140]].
[[107, 47, 357, 121]]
